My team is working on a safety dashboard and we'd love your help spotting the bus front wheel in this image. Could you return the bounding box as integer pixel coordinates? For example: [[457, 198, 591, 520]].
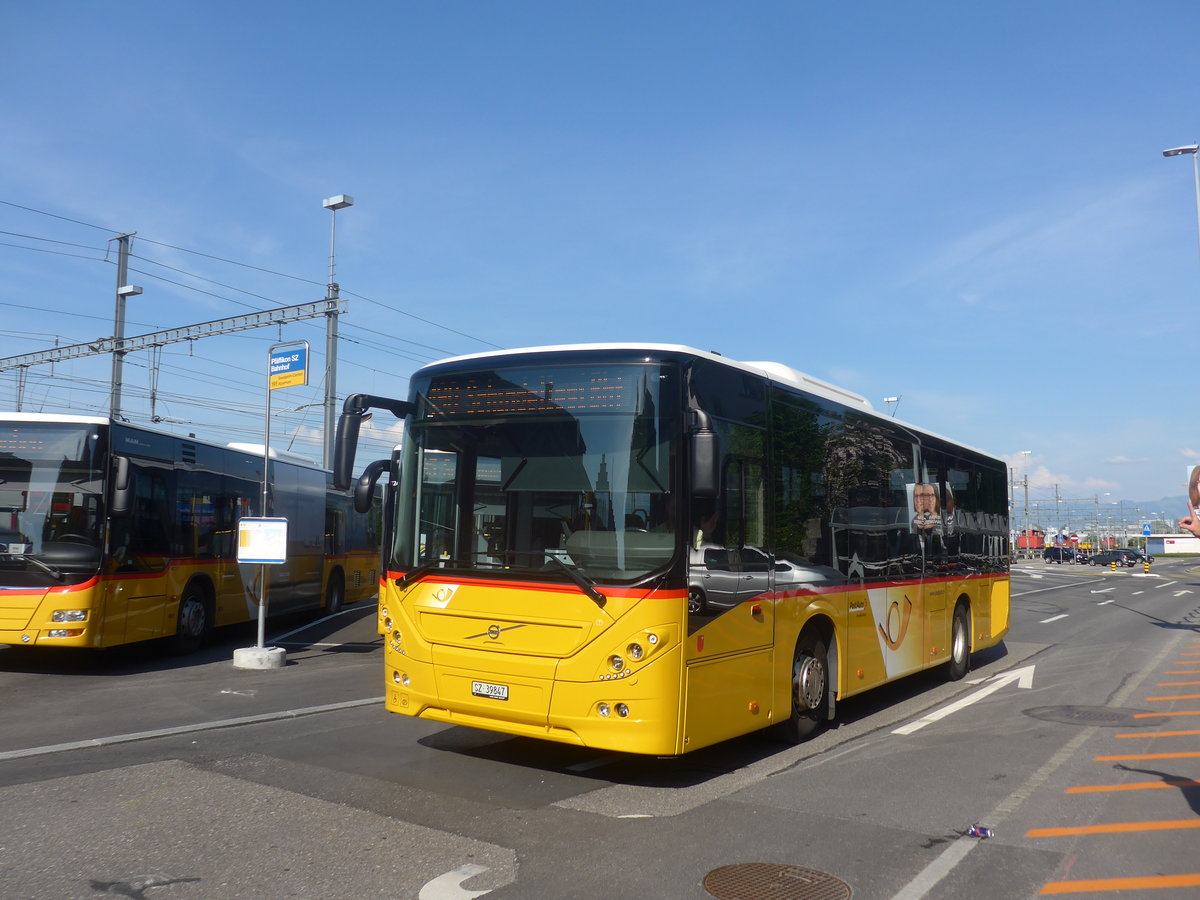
[[779, 634, 828, 743]]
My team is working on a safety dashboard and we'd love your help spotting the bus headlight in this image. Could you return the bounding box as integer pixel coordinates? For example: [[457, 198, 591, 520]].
[[627, 642, 644, 661], [609, 655, 625, 672], [393, 671, 410, 686], [615, 703, 630, 718], [51, 610, 87, 623], [597, 703, 611, 717]]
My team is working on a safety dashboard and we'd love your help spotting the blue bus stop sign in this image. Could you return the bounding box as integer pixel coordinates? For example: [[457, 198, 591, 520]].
[[1142, 523, 1152, 536]]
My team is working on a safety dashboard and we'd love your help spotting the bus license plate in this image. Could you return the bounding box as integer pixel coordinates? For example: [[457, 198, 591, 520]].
[[472, 680, 508, 701]]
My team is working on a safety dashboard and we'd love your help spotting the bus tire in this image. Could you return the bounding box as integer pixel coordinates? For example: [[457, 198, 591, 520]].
[[778, 633, 829, 743], [945, 602, 970, 681], [173, 582, 211, 654], [325, 570, 345, 615]]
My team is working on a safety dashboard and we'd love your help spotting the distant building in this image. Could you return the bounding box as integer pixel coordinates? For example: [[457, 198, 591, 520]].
[[1147, 534, 1200, 554]]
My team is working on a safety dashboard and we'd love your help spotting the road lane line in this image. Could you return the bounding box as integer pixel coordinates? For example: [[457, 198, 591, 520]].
[[1066, 779, 1200, 794], [1145, 693, 1200, 701], [0, 696, 384, 761], [1134, 709, 1200, 718], [1041, 873, 1200, 894], [1158, 680, 1200, 686], [1094, 751, 1200, 761], [1040, 614, 1069, 623], [1028, 818, 1200, 837], [1115, 728, 1200, 738]]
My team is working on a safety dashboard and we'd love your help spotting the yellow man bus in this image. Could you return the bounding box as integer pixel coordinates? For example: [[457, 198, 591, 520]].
[[335, 344, 1009, 754], [0, 413, 379, 652]]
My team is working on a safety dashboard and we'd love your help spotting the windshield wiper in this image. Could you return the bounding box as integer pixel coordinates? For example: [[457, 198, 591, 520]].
[[15, 554, 63, 582], [543, 554, 606, 608], [395, 562, 441, 591]]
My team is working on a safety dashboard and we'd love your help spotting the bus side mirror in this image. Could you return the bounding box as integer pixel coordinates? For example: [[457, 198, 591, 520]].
[[354, 459, 390, 514], [333, 412, 363, 491], [690, 410, 720, 499], [111, 455, 133, 517]]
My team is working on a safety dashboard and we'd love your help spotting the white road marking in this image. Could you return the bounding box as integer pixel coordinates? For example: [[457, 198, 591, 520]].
[[419, 865, 492, 899], [1040, 614, 1069, 624], [0, 697, 384, 761], [1089, 588, 1114, 594], [892, 666, 1035, 736]]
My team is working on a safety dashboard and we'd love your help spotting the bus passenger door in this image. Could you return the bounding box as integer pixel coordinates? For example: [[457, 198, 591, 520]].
[[107, 464, 171, 643]]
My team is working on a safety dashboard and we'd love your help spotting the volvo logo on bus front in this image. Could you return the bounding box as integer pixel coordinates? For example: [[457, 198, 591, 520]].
[[487, 624, 501, 640]]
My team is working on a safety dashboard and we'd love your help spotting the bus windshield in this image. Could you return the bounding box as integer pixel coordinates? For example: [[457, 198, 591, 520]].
[[0, 421, 106, 582], [394, 361, 680, 584]]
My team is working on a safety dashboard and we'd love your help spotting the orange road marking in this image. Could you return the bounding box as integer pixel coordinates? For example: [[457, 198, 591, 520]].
[[1094, 751, 1200, 761], [1134, 709, 1200, 718], [1115, 728, 1200, 738], [1164, 670, 1200, 675], [1158, 680, 1200, 686], [1066, 779, 1200, 794], [1145, 693, 1200, 701], [1041, 873, 1200, 894], [1027, 818, 1200, 837]]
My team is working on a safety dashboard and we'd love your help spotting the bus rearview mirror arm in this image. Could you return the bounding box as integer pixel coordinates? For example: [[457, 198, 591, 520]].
[[334, 393, 414, 491]]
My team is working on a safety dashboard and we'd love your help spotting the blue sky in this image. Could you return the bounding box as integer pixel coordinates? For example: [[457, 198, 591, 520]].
[[2, 1, 1198, 527]]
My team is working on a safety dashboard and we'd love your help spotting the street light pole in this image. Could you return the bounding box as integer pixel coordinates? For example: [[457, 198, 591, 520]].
[[108, 233, 143, 421], [321, 195, 354, 469], [1021, 450, 1032, 556], [1163, 144, 1200, 262]]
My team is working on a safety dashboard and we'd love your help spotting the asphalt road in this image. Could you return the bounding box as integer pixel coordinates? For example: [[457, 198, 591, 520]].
[[1, 558, 1198, 899]]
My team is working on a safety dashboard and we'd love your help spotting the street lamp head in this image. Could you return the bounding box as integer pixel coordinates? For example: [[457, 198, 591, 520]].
[[323, 194, 354, 211], [1163, 145, 1199, 158]]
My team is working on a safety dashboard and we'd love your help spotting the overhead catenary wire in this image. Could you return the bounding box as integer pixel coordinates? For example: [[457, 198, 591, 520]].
[[1, 197, 497, 450]]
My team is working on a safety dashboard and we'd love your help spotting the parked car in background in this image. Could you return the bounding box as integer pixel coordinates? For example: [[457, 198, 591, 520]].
[[1043, 547, 1076, 563], [1090, 549, 1141, 567], [1116, 548, 1152, 564], [1074, 551, 1090, 565]]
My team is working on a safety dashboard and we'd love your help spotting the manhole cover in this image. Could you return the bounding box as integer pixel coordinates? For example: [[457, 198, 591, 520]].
[[1023, 706, 1166, 727], [703, 863, 851, 900]]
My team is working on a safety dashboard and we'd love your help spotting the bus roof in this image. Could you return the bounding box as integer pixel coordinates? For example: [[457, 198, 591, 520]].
[[0, 412, 109, 425], [414, 343, 1003, 466], [415, 343, 875, 410]]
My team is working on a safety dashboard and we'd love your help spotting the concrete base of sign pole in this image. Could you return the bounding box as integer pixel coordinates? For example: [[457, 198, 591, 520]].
[[232, 646, 287, 670]]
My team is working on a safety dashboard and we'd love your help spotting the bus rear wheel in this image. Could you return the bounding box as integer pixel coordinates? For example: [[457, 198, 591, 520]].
[[945, 603, 970, 681], [778, 634, 828, 743], [172, 583, 210, 654], [325, 570, 345, 615]]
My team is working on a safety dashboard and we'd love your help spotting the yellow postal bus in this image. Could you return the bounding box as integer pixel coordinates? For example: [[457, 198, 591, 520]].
[[0, 414, 379, 652], [335, 344, 1009, 754]]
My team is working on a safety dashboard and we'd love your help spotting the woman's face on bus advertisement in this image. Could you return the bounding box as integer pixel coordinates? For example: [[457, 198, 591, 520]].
[[913, 483, 939, 531]]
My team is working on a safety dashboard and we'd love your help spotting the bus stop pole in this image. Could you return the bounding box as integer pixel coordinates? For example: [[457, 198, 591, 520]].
[[258, 363, 272, 650]]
